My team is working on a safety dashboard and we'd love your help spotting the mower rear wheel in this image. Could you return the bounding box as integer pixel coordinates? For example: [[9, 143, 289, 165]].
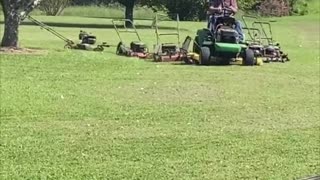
[[200, 47, 210, 65], [64, 44, 73, 49], [242, 49, 255, 66], [153, 54, 161, 62], [116, 42, 123, 55]]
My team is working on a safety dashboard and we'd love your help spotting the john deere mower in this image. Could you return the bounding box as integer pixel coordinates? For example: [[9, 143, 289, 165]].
[[152, 14, 188, 62], [242, 15, 290, 63], [112, 19, 149, 59], [189, 8, 259, 66]]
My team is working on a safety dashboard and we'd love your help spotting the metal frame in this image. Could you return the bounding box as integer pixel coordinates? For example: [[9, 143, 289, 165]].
[[112, 19, 142, 43], [154, 14, 180, 46], [242, 15, 275, 45], [242, 15, 289, 63], [27, 15, 74, 46]]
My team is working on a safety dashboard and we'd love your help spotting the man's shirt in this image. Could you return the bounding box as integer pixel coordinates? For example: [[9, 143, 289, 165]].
[[209, 0, 238, 12]]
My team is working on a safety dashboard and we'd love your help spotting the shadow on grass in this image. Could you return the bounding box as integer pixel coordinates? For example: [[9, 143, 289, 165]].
[[0, 21, 189, 31]]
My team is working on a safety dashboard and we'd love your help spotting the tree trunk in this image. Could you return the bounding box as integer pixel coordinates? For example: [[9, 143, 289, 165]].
[[125, 1, 134, 28], [1, 1, 20, 47]]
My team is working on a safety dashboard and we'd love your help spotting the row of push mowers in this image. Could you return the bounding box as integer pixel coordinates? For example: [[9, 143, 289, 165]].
[[111, 14, 190, 62]]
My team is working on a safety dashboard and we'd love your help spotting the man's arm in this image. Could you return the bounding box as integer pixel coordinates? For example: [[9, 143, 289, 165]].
[[207, 0, 222, 14], [229, 0, 238, 13]]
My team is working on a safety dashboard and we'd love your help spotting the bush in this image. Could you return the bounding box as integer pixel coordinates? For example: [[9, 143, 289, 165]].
[[289, 0, 309, 15], [258, 0, 290, 16], [238, 0, 262, 10], [39, 0, 71, 16]]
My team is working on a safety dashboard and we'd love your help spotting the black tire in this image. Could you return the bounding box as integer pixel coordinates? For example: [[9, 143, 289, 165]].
[[153, 54, 161, 62], [64, 44, 73, 49], [182, 57, 193, 64], [242, 49, 255, 66], [116, 42, 123, 55], [200, 47, 210, 65], [94, 45, 104, 52]]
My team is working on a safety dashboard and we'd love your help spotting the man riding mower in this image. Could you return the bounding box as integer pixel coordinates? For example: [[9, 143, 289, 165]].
[[207, 0, 244, 42], [190, 0, 259, 65]]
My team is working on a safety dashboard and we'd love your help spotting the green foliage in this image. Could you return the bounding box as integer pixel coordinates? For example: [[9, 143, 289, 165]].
[[307, 0, 320, 14], [290, 0, 309, 15], [61, 5, 158, 19], [238, 0, 262, 10], [64, 0, 318, 19], [39, 0, 71, 16]]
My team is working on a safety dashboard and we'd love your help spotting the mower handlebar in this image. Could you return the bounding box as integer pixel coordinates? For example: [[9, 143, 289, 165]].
[[208, 7, 234, 16]]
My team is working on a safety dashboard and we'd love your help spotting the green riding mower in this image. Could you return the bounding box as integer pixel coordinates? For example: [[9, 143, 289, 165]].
[[188, 8, 261, 66], [112, 19, 149, 59], [26, 16, 109, 51], [242, 15, 290, 63], [152, 14, 189, 62]]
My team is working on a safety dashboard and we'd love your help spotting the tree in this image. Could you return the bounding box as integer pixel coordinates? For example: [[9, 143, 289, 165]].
[[1, 0, 42, 48], [116, 0, 136, 27], [1, 0, 20, 47]]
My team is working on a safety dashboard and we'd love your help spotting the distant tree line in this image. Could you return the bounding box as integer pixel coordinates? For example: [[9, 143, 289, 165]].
[[0, 0, 310, 48], [35, 0, 310, 22], [69, 0, 309, 18]]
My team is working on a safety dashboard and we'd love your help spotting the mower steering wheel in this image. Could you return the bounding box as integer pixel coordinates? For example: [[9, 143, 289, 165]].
[[221, 8, 235, 16], [208, 7, 234, 16]]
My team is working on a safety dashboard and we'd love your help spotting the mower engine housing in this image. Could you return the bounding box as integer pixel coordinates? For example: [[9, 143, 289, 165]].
[[216, 27, 239, 43], [161, 43, 179, 55], [130, 41, 147, 53], [81, 36, 96, 45]]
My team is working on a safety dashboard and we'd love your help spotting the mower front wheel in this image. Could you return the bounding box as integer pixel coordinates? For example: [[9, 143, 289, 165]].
[[242, 49, 255, 66], [200, 47, 210, 65], [64, 44, 73, 49], [153, 54, 161, 62]]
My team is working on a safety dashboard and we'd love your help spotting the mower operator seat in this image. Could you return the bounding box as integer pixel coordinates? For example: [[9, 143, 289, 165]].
[[215, 16, 236, 29]]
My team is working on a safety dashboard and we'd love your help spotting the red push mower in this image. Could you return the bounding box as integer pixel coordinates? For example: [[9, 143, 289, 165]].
[[152, 14, 189, 62], [112, 19, 149, 59]]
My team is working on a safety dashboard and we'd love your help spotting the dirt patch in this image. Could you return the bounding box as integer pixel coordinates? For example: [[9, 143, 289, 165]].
[[0, 47, 47, 55]]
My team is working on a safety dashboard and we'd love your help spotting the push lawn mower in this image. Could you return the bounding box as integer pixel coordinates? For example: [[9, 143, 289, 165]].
[[26, 16, 109, 51], [152, 14, 188, 62], [112, 19, 149, 59], [188, 8, 260, 66], [242, 15, 290, 63]]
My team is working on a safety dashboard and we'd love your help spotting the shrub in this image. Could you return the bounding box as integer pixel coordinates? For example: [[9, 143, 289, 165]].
[[289, 0, 309, 15], [39, 0, 71, 16], [258, 0, 290, 16]]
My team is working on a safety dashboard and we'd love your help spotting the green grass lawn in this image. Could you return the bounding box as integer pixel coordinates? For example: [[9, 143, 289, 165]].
[[0, 13, 319, 179]]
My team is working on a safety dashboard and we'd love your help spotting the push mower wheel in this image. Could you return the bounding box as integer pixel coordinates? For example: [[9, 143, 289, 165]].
[[242, 49, 255, 66], [64, 44, 73, 49], [116, 42, 123, 55], [94, 45, 104, 52], [200, 47, 210, 65], [153, 54, 161, 62]]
